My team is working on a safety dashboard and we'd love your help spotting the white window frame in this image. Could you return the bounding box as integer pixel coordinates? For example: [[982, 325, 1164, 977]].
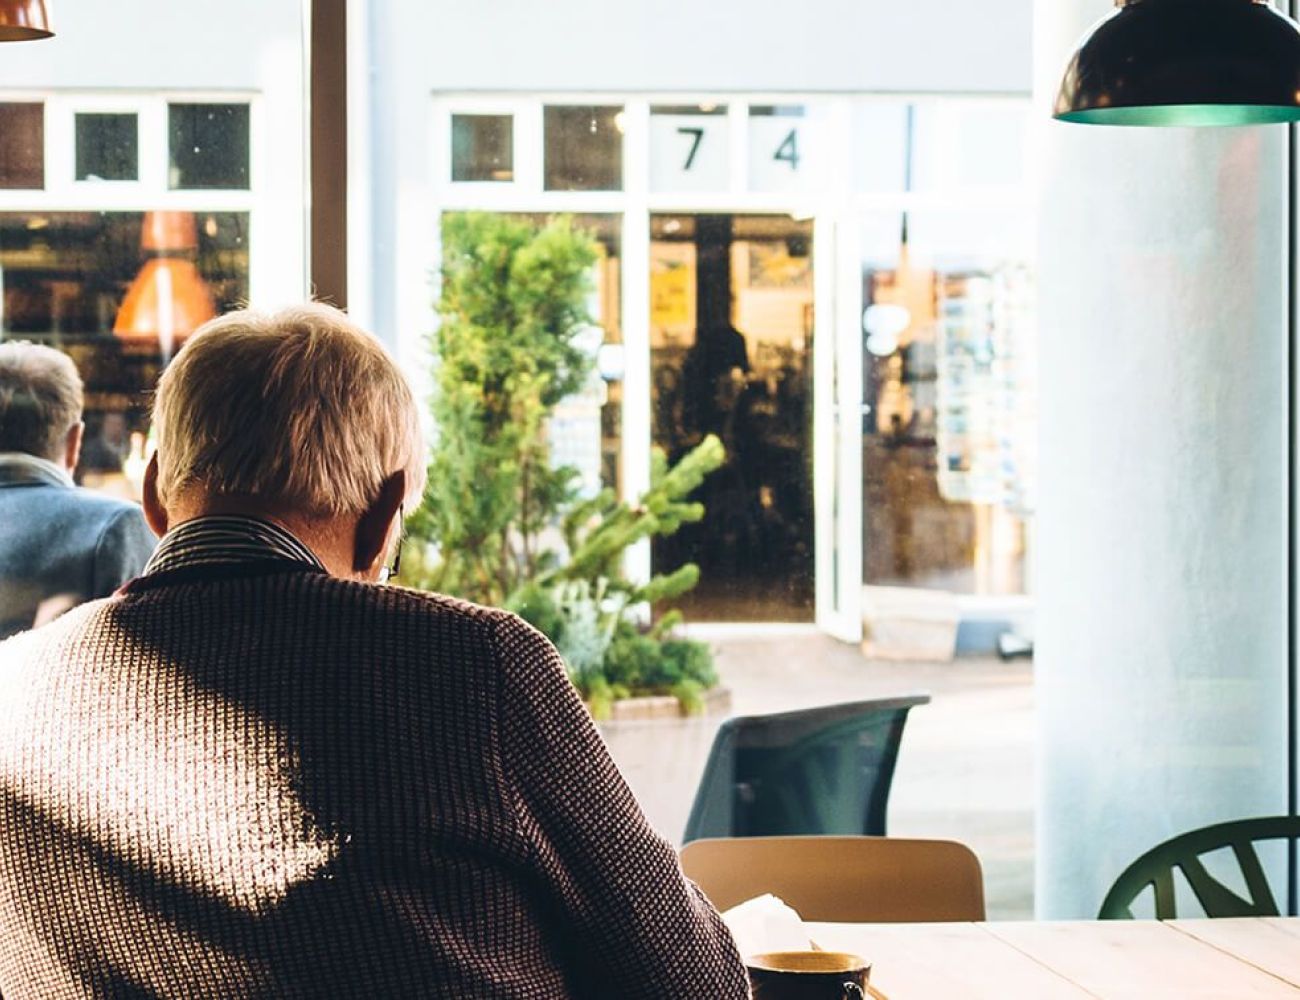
[[0, 90, 289, 305]]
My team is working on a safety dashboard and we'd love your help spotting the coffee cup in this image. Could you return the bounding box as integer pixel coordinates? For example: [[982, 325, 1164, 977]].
[[746, 951, 871, 1000]]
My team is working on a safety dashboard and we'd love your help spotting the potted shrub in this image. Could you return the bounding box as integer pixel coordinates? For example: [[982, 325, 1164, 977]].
[[407, 212, 726, 718]]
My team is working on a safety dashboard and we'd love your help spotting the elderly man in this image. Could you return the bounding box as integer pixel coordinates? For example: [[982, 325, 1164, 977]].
[[0, 342, 155, 639], [0, 304, 749, 999]]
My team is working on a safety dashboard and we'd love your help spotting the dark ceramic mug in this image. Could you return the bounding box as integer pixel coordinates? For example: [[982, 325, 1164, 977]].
[[746, 951, 871, 1000]]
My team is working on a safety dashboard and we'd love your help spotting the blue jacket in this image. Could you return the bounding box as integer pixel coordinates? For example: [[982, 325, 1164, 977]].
[[0, 456, 156, 639]]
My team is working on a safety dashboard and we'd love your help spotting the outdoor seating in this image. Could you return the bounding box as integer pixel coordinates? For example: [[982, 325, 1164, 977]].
[[681, 696, 929, 844], [1098, 816, 1300, 919], [680, 834, 986, 921]]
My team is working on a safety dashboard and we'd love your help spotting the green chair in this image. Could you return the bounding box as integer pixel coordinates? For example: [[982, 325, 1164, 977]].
[[1098, 816, 1300, 919], [681, 696, 929, 844]]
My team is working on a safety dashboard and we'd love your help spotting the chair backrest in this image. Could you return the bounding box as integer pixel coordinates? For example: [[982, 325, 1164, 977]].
[[680, 835, 986, 922], [682, 696, 929, 844], [1098, 816, 1300, 919]]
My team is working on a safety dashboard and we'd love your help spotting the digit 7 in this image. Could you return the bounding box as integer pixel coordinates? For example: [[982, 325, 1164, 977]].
[[677, 126, 705, 170]]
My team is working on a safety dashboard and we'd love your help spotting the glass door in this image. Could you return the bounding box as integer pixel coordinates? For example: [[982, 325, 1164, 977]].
[[649, 212, 816, 621]]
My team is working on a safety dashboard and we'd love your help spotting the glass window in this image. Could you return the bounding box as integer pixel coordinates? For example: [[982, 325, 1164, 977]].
[[853, 102, 909, 195], [650, 213, 815, 621], [860, 209, 1034, 596], [543, 105, 623, 192], [438, 211, 623, 496], [0, 210, 250, 495], [747, 105, 814, 192], [0, 103, 44, 189], [650, 104, 728, 192], [911, 103, 1028, 193], [451, 113, 514, 183], [75, 113, 138, 182], [169, 103, 251, 190]]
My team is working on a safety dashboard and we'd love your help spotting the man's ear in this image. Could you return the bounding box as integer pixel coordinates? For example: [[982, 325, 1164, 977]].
[[142, 453, 169, 538], [63, 421, 84, 473], [354, 470, 407, 576]]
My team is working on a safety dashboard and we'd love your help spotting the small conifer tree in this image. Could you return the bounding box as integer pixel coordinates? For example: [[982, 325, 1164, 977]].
[[407, 212, 725, 716]]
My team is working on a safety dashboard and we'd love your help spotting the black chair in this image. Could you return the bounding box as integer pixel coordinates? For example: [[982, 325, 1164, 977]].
[[681, 696, 929, 844], [1098, 816, 1300, 919]]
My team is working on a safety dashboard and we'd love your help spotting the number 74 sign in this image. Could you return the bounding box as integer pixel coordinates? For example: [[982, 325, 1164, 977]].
[[649, 112, 819, 193]]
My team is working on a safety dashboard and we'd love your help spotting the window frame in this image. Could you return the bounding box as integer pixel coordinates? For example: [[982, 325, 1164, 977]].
[[0, 89, 274, 302]]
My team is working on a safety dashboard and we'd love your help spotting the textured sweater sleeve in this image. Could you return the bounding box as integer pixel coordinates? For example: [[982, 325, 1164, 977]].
[[492, 612, 751, 1000]]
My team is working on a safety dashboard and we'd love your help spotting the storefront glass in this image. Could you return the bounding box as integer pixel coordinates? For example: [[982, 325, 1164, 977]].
[[434, 94, 1034, 624], [0, 210, 250, 497], [861, 209, 1035, 596], [0, 90, 274, 501], [650, 213, 815, 621]]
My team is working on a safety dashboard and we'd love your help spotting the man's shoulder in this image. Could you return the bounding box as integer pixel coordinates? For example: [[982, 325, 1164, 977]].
[[318, 577, 512, 630], [2, 483, 144, 524], [67, 488, 146, 521], [0, 596, 111, 660]]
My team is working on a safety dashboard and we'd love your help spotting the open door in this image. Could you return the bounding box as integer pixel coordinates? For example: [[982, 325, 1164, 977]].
[[814, 215, 864, 642]]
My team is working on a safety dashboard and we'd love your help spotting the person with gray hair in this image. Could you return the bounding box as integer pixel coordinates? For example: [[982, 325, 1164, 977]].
[[0, 342, 156, 639], [0, 304, 749, 999]]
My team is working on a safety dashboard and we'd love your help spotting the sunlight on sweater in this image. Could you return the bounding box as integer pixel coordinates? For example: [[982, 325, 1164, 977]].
[[0, 604, 340, 915]]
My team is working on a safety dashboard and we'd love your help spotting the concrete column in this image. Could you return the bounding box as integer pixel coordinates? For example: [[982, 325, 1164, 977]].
[[1034, 0, 1290, 917]]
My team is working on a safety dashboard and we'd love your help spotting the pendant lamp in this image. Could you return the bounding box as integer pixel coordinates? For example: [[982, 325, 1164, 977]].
[[1054, 0, 1300, 126], [114, 211, 216, 359], [0, 0, 52, 41]]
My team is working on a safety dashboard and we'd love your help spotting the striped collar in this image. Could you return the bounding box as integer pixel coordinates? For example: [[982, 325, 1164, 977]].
[[143, 514, 326, 577]]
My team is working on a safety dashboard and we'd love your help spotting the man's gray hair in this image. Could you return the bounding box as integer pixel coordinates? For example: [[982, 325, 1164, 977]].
[[153, 303, 426, 517], [0, 342, 84, 461]]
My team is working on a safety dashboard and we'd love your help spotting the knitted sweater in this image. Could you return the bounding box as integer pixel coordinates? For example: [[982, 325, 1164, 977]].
[[0, 561, 750, 998]]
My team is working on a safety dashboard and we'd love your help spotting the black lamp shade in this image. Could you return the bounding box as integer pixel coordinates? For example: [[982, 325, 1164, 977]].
[[1055, 0, 1300, 126]]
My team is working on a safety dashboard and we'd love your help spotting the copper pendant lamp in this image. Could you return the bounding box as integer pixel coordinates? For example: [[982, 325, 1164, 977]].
[[114, 211, 217, 358], [0, 0, 53, 41], [1055, 0, 1300, 126]]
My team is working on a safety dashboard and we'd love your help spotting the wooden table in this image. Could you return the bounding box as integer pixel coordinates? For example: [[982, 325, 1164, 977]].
[[808, 918, 1300, 999]]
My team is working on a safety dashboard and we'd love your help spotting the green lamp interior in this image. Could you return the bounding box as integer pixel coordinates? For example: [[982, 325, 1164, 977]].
[[1058, 104, 1300, 126]]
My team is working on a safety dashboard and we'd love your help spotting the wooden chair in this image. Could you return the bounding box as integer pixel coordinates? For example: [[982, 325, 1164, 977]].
[[1098, 816, 1300, 919], [680, 835, 986, 922]]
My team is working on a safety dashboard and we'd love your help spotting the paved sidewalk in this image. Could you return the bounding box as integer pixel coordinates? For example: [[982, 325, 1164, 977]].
[[598, 629, 1035, 920]]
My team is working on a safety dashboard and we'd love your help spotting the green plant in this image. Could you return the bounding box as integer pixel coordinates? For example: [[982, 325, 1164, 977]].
[[408, 211, 596, 606], [409, 211, 725, 717]]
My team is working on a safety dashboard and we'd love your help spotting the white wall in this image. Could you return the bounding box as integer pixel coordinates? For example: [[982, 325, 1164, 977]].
[[398, 0, 1032, 96], [0, 1, 302, 90], [0, 0, 310, 306], [1033, 1, 1290, 917]]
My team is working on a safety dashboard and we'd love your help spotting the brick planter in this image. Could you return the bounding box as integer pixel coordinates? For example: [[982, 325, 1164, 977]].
[[598, 685, 733, 722]]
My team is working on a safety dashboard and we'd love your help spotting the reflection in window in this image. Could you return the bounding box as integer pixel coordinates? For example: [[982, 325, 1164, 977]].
[[169, 103, 251, 190], [861, 211, 1034, 596], [544, 105, 623, 192], [451, 114, 513, 183], [75, 113, 138, 182], [0, 103, 44, 189], [650, 213, 815, 621], [0, 211, 249, 495]]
